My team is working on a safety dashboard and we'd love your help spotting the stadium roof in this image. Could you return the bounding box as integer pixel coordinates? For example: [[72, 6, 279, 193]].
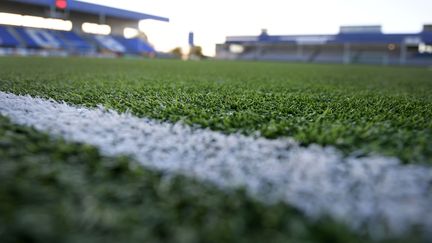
[[10, 0, 169, 22]]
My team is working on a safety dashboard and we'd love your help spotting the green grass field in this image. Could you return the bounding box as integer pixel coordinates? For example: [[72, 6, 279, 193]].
[[1, 57, 431, 242]]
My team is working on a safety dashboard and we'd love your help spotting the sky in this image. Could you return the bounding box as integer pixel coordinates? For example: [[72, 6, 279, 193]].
[[82, 0, 432, 56]]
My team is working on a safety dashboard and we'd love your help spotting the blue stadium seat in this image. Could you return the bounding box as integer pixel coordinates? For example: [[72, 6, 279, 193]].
[[114, 36, 155, 54], [92, 34, 155, 54], [55, 31, 94, 52], [0, 25, 20, 47], [92, 35, 127, 53], [3, 25, 155, 55], [14, 27, 66, 49]]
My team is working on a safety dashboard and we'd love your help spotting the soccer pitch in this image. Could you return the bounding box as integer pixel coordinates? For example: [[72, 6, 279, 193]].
[[0, 57, 431, 242]]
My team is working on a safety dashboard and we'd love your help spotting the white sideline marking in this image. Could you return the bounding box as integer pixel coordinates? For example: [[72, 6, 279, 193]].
[[1, 91, 431, 237]]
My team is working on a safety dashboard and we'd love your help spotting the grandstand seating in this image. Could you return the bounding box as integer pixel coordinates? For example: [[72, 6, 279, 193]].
[[93, 35, 127, 53], [57, 31, 95, 53], [113, 36, 155, 54], [14, 27, 65, 49], [0, 25, 155, 55], [220, 28, 432, 65], [91, 34, 155, 54], [0, 26, 20, 47]]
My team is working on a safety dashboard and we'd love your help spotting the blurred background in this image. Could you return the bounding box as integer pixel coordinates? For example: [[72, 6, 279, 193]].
[[0, 0, 431, 65]]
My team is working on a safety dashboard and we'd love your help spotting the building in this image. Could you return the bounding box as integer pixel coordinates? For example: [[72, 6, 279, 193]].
[[216, 25, 432, 65], [0, 0, 169, 56]]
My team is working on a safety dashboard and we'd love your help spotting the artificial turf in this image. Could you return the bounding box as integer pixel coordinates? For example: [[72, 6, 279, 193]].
[[0, 57, 431, 163], [0, 57, 431, 242], [0, 115, 372, 243]]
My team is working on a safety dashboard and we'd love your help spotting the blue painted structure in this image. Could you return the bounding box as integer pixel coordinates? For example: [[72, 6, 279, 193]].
[[11, 0, 169, 22], [188, 32, 194, 46]]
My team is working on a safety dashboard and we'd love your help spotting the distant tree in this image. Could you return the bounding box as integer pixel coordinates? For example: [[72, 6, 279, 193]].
[[170, 47, 183, 59], [189, 46, 207, 60]]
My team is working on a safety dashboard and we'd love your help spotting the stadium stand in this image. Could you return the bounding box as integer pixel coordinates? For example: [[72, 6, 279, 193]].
[[0, 25, 20, 47], [114, 36, 155, 54], [91, 34, 155, 54], [57, 31, 95, 53], [0, 0, 168, 57], [217, 26, 432, 65], [1, 25, 156, 55], [14, 27, 65, 49]]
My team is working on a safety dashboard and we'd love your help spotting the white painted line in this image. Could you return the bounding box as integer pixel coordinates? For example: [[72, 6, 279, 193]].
[[1, 91, 431, 238]]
